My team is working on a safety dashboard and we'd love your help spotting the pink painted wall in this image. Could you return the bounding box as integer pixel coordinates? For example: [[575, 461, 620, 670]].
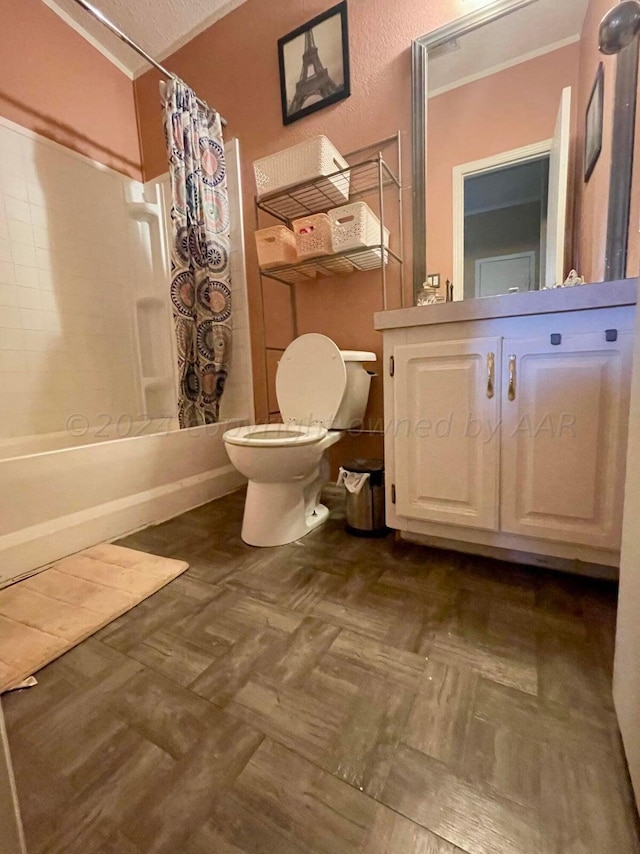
[[135, 0, 467, 443], [0, 0, 141, 178], [573, 0, 617, 284], [134, 0, 636, 458], [426, 42, 580, 287]]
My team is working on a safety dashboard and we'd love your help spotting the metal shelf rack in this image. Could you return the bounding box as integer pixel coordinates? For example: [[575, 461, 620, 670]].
[[256, 156, 402, 224], [260, 245, 401, 286], [254, 132, 404, 416]]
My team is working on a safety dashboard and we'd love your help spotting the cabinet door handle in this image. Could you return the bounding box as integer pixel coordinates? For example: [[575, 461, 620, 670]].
[[487, 352, 495, 398], [508, 355, 517, 401]]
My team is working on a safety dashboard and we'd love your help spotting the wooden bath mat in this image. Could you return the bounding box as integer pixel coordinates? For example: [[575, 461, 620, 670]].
[[0, 544, 188, 692]]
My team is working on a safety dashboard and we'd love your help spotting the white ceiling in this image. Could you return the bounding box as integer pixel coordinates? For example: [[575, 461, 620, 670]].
[[428, 0, 591, 96], [44, 0, 249, 76]]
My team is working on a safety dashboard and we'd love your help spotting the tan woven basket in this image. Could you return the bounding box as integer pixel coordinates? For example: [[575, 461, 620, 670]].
[[255, 225, 298, 269]]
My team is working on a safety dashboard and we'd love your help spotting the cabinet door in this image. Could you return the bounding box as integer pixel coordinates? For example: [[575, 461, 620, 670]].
[[394, 337, 501, 530], [500, 331, 633, 549]]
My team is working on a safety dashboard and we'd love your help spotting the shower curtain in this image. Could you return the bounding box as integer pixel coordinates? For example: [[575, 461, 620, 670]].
[[162, 80, 232, 428]]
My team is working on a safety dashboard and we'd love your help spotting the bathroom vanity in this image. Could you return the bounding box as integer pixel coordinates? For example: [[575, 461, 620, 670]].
[[375, 281, 638, 575]]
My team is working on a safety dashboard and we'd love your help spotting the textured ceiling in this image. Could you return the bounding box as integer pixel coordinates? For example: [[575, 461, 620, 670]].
[[429, 0, 590, 94], [47, 0, 249, 75]]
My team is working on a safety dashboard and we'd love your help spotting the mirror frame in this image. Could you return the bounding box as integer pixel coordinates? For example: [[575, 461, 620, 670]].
[[411, 0, 639, 302], [605, 36, 638, 280]]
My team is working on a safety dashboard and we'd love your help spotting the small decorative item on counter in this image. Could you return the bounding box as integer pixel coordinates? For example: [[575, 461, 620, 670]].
[[563, 269, 586, 287], [417, 290, 442, 306], [417, 276, 443, 306], [446, 280, 454, 301], [544, 269, 586, 289]]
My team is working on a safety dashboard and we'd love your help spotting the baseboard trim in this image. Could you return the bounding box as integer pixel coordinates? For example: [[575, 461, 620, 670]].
[[0, 465, 246, 587]]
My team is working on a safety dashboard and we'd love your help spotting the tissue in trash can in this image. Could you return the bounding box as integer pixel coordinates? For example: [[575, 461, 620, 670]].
[[337, 467, 370, 494]]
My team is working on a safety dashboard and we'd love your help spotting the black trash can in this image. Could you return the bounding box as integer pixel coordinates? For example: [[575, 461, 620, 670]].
[[340, 458, 388, 537]]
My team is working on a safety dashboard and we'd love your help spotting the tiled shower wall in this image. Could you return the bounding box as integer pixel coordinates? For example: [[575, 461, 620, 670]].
[[0, 118, 254, 441], [0, 117, 141, 439]]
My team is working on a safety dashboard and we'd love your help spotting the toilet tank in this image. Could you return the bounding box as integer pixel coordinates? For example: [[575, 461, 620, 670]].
[[332, 351, 377, 429]]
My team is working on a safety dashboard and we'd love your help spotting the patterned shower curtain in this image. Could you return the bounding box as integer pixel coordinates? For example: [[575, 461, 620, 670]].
[[161, 80, 232, 428]]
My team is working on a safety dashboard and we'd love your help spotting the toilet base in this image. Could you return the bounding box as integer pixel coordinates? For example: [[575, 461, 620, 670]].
[[241, 477, 330, 547]]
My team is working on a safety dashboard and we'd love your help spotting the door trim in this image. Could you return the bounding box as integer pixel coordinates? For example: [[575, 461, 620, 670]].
[[452, 141, 552, 302]]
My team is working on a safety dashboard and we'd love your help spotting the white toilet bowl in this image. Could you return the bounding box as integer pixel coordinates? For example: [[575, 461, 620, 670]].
[[223, 334, 376, 547]]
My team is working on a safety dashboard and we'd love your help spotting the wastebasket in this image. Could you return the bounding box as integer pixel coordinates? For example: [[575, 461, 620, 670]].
[[338, 458, 388, 537]]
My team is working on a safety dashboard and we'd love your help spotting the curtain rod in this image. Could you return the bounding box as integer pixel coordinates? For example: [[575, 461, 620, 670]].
[[70, 0, 228, 126]]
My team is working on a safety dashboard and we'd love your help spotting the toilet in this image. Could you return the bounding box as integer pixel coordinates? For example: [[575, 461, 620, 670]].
[[223, 333, 376, 547]]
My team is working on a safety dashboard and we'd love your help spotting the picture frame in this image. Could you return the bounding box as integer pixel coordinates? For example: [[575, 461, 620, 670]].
[[278, 2, 351, 126], [426, 273, 441, 289], [585, 63, 604, 182]]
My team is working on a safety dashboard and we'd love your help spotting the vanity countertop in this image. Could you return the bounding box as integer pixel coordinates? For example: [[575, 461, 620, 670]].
[[374, 279, 638, 331]]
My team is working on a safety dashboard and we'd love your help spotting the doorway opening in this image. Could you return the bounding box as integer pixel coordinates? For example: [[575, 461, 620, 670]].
[[464, 157, 550, 298]]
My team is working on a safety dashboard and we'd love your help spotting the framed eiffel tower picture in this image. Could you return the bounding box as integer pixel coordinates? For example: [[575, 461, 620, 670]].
[[278, 1, 351, 126]]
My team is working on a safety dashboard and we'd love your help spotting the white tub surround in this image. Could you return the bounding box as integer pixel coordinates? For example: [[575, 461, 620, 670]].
[[375, 281, 638, 576], [0, 116, 142, 439], [0, 117, 253, 435], [0, 419, 247, 587]]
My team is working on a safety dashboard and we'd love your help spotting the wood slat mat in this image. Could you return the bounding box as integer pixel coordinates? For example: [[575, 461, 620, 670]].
[[0, 544, 188, 692]]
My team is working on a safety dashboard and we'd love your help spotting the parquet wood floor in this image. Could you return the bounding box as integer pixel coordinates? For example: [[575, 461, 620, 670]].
[[4, 488, 639, 853]]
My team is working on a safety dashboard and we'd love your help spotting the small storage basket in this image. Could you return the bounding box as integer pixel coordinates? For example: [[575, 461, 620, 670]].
[[329, 202, 390, 252], [255, 225, 298, 269], [254, 136, 350, 206], [329, 202, 390, 270], [292, 214, 334, 260]]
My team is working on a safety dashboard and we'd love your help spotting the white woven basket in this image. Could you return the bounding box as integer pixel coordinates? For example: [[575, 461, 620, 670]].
[[328, 202, 390, 252], [254, 136, 350, 204], [255, 226, 297, 269], [292, 214, 334, 260]]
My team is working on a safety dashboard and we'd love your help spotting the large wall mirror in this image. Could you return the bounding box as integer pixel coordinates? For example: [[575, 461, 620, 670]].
[[412, 0, 640, 303]]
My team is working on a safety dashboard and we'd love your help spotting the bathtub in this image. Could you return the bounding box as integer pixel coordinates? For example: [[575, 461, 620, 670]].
[[0, 418, 248, 586]]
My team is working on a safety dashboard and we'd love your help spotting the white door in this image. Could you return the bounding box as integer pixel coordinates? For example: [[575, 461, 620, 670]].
[[501, 331, 633, 549], [394, 337, 501, 530], [475, 251, 536, 298], [614, 315, 640, 811], [545, 87, 572, 288]]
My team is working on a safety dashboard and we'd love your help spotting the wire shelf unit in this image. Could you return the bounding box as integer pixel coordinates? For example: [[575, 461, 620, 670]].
[[256, 158, 401, 224], [255, 132, 404, 417], [260, 245, 401, 286]]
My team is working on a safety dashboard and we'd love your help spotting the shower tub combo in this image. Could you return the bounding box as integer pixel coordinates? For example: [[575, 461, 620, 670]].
[[0, 418, 247, 587], [0, 132, 253, 587]]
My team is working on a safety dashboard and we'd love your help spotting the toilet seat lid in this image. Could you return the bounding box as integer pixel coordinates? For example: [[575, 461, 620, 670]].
[[276, 334, 347, 428]]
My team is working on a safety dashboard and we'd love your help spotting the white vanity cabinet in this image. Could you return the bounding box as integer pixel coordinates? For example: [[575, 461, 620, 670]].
[[376, 283, 638, 572], [393, 337, 501, 531], [500, 331, 634, 551]]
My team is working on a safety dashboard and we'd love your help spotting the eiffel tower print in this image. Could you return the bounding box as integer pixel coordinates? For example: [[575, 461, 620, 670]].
[[289, 29, 340, 114]]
